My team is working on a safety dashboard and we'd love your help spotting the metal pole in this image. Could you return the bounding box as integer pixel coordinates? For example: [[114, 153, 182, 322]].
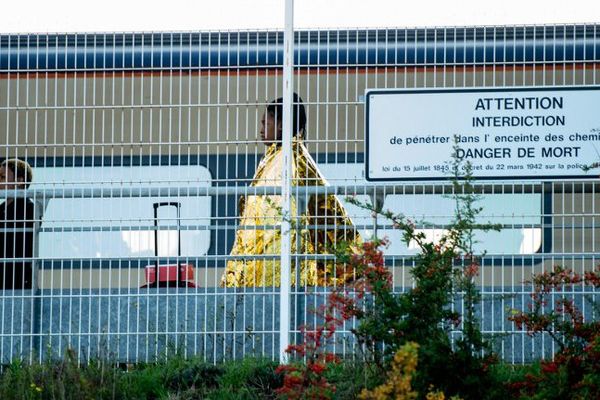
[[279, 0, 294, 364]]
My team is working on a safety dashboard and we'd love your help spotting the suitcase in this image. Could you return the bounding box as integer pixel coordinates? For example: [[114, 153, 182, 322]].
[[141, 202, 196, 288]]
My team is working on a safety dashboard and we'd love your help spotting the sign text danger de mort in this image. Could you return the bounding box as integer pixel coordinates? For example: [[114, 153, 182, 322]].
[[365, 87, 600, 181]]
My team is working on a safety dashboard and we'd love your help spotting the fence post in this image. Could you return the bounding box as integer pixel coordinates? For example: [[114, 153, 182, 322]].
[[279, 0, 294, 364]]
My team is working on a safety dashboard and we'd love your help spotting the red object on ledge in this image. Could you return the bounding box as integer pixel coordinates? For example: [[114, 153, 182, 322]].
[[142, 263, 196, 288]]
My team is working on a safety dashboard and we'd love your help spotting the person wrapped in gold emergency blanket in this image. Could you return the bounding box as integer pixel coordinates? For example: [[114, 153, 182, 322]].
[[221, 94, 361, 287]]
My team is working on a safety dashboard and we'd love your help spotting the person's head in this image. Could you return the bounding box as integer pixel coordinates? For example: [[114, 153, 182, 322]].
[[260, 93, 306, 143], [0, 159, 33, 190]]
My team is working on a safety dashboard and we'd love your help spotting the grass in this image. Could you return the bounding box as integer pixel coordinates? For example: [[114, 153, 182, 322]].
[[0, 353, 281, 400], [0, 352, 580, 400]]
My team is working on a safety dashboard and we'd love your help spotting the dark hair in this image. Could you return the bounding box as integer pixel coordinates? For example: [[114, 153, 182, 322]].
[[266, 93, 307, 138], [1, 158, 33, 189]]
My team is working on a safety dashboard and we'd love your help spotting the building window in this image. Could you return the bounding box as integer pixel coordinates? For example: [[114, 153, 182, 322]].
[[34, 165, 212, 259]]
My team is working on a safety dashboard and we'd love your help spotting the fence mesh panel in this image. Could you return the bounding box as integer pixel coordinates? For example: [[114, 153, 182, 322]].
[[0, 25, 598, 364]]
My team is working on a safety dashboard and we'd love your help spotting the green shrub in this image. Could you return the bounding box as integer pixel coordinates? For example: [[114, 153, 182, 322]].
[[506, 266, 600, 399], [339, 154, 503, 399], [219, 358, 282, 398], [162, 355, 224, 394], [0, 350, 136, 400]]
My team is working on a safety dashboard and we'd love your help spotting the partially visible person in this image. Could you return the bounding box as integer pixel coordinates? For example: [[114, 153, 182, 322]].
[[221, 94, 361, 287], [0, 159, 35, 289]]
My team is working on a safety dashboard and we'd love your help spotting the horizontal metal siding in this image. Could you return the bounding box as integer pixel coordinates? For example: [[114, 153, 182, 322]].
[[1, 26, 599, 71]]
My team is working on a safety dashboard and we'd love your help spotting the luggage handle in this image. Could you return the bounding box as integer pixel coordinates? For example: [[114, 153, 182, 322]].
[[153, 202, 181, 258], [152, 202, 182, 288]]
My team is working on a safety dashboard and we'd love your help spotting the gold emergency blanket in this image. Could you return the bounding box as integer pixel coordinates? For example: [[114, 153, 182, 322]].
[[221, 139, 360, 287]]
